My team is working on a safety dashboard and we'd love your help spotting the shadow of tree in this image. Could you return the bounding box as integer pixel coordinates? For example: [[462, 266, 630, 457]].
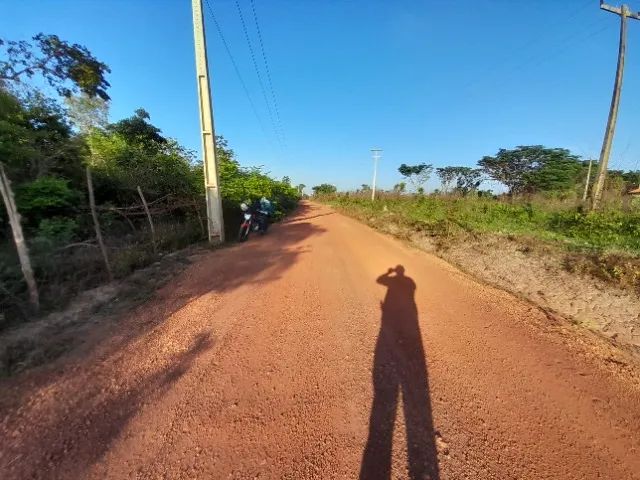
[[0, 202, 326, 479], [2, 332, 214, 478], [360, 266, 440, 480]]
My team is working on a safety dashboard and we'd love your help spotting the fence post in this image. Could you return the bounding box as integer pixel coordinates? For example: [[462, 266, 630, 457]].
[[194, 203, 205, 238], [137, 186, 157, 253], [0, 162, 39, 311], [86, 166, 113, 281]]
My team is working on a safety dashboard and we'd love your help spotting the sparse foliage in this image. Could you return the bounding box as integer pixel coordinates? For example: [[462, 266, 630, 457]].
[[398, 163, 433, 192], [437, 166, 483, 196], [0, 34, 111, 100]]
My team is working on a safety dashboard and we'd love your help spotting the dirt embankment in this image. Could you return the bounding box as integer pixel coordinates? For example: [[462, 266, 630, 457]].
[[341, 209, 640, 355]]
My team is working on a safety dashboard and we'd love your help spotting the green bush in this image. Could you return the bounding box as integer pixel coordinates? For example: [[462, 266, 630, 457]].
[[549, 211, 640, 251], [32, 217, 79, 250], [16, 177, 80, 225]]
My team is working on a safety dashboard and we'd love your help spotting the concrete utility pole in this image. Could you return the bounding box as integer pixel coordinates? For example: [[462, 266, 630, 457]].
[[582, 158, 594, 202], [371, 149, 382, 201], [192, 0, 225, 242], [591, 1, 640, 211]]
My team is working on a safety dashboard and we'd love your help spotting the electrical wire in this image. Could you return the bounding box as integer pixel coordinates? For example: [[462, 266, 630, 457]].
[[203, 0, 274, 146], [234, 0, 285, 153], [249, 0, 287, 150], [462, 0, 600, 93]]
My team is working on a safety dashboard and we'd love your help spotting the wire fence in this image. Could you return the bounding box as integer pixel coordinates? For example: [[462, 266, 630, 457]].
[[0, 193, 207, 329]]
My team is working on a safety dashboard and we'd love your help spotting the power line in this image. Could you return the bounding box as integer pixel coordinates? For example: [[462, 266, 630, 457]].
[[466, 18, 613, 99], [202, 0, 273, 147], [234, 0, 284, 153], [462, 1, 603, 94], [250, 0, 287, 150]]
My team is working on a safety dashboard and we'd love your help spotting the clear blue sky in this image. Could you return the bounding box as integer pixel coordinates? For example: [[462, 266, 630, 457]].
[[3, 0, 640, 192]]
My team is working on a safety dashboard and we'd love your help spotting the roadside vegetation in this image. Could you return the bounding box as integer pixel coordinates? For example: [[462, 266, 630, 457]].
[[315, 145, 640, 293], [0, 34, 299, 329]]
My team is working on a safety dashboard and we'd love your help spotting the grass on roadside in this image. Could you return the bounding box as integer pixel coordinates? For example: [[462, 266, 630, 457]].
[[325, 194, 640, 291]]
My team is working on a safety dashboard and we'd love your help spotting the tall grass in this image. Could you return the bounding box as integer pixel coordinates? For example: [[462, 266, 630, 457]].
[[328, 194, 640, 254]]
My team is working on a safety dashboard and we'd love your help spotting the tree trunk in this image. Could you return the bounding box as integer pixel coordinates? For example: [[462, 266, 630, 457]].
[[0, 162, 39, 311], [137, 186, 157, 254], [86, 166, 113, 281]]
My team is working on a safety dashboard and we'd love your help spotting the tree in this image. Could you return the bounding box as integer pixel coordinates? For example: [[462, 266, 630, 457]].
[[65, 94, 109, 134], [0, 34, 111, 100], [296, 184, 306, 195], [479, 146, 581, 195], [398, 163, 433, 192], [312, 184, 337, 195], [0, 89, 85, 183], [393, 182, 406, 194], [437, 166, 483, 196], [436, 167, 457, 193], [360, 184, 371, 192], [107, 108, 166, 151]]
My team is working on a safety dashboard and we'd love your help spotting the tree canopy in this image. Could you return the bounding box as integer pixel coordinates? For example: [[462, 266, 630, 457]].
[[398, 163, 433, 191], [0, 34, 111, 100], [312, 184, 337, 195], [436, 166, 483, 196], [478, 145, 582, 194]]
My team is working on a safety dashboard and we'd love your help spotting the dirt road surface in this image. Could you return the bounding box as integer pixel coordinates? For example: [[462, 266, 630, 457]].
[[1, 202, 639, 479]]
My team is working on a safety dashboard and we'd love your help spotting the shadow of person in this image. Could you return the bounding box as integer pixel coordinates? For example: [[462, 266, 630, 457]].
[[360, 265, 440, 480]]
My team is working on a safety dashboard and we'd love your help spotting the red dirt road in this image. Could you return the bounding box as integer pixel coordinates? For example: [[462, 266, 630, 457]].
[[1, 202, 640, 479]]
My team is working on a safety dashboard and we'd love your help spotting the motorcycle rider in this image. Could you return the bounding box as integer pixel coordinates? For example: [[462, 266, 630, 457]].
[[254, 196, 273, 232], [244, 197, 271, 233]]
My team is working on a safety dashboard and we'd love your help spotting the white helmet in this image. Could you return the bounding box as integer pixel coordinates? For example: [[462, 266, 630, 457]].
[[240, 202, 249, 212]]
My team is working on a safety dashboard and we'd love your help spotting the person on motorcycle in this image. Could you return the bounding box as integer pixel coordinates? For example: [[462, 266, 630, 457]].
[[240, 197, 269, 233], [248, 197, 270, 233]]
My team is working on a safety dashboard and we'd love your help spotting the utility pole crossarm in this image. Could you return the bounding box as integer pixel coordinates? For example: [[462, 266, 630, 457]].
[[600, 3, 622, 15], [601, 1, 640, 19]]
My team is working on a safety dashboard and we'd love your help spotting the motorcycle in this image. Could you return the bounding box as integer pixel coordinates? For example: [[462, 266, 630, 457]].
[[238, 210, 267, 242]]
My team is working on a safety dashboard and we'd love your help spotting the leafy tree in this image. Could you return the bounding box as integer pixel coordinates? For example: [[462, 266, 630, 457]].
[[312, 184, 337, 195], [0, 34, 111, 100], [296, 183, 306, 195], [437, 166, 483, 196], [436, 167, 457, 192], [0, 89, 85, 183], [479, 145, 581, 194], [16, 176, 79, 226], [393, 182, 406, 193], [398, 163, 433, 192], [360, 184, 371, 192], [526, 156, 581, 193], [64, 94, 109, 134], [107, 108, 166, 151], [455, 168, 483, 195]]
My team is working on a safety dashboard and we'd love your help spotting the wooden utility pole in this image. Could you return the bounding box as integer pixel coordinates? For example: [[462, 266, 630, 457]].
[[371, 149, 382, 201], [86, 167, 112, 281], [0, 162, 39, 311], [137, 186, 157, 254], [582, 158, 594, 202], [192, 0, 225, 242], [591, 1, 640, 211]]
